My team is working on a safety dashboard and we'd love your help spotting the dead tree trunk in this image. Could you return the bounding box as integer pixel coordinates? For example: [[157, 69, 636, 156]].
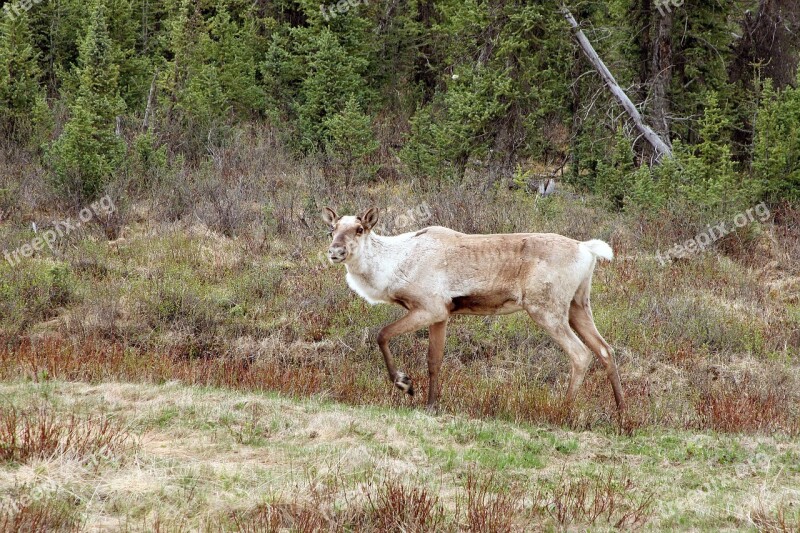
[[561, 5, 673, 162], [143, 69, 159, 132]]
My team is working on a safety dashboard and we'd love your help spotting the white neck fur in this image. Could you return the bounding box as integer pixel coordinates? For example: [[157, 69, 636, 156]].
[[343, 232, 410, 305]]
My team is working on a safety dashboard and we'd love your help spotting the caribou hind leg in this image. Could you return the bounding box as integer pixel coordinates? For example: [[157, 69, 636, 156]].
[[526, 308, 594, 406], [569, 300, 625, 411]]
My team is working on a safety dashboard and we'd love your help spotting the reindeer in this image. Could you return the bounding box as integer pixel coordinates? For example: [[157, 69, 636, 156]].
[[322, 206, 624, 414]]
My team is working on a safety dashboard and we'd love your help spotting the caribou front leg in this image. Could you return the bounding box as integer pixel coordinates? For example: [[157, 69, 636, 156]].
[[377, 309, 442, 397]]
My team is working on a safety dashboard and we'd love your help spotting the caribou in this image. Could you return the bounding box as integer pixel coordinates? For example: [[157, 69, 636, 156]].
[[322, 206, 624, 414]]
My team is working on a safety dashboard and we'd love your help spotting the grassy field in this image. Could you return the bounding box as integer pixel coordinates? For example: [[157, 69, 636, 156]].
[[1, 153, 800, 530], [1, 379, 799, 531]]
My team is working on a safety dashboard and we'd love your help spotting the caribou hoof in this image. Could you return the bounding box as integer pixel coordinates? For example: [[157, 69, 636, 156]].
[[394, 372, 414, 396]]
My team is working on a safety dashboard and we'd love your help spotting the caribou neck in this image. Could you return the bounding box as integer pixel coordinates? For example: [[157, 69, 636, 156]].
[[345, 233, 408, 287]]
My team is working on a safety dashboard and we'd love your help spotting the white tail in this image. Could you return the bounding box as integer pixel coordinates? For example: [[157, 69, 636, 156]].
[[582, 239, 613, 261]]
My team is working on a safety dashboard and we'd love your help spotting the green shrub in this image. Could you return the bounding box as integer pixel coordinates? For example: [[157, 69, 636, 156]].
[[0, 261, 77, 334]]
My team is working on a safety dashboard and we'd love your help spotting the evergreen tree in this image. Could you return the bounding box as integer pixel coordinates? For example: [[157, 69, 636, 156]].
[[207, 2, 264, 117], [676, 92, 753, 212], [667, 0, 744, 143], [324, 97, 379, 185], [400, 64, 514, 181], [752, 78, 800, 203], [50, 0, 126, 202], [106, 0, 152, 109], [0, 12, 49, 143], [160, 0, 264, 150], [295, 28, 370, 151], [401, 1, 571, 180], [27, 0, 92, 93], [0, 0, 793, 208]]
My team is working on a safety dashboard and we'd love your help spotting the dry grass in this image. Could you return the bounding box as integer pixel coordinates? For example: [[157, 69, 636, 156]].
[[231, 502, 331, 533], [751, 501, 800, 533]]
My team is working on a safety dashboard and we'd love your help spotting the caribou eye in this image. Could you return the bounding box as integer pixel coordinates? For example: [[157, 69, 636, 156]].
[[356, 227, 364, 235]]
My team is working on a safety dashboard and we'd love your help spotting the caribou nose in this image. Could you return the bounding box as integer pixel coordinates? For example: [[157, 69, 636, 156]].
[[328, 246, 346, 262]]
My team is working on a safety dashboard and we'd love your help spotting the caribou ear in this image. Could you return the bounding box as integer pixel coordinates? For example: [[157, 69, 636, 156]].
[[321, 207, 338, 227], [360, 207, 379, 231]]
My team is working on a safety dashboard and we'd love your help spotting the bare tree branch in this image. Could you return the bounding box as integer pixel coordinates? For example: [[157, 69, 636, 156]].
[[561, 5, 673, 162]]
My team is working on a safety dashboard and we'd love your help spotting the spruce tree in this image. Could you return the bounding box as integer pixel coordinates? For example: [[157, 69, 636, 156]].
[[0, 12, 49, 143], [296, 29, 370, 151], [324, 97, 379, 185], [208, 2, 264, 117], [50, 0, 126, 202], [161, 0, 263, 150], [752, 79, 800, 203], [105, 0, 151, 108]]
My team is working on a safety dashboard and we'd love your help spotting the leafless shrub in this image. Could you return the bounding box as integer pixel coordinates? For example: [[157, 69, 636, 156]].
[[463, 474, 519, 532], [772, 202, 800, 275], [154, 165, 195, 222], [695, 379, 799, 435], [0, 407, 131, 465], [3, 333, 797, 437], [367, 479, 446, 532], [541, 471, 654, 529], [232, 502, 330, 533], [196, 174, 260, 238], [751, 501, 800, 533], [0, 493, 79, 533]]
